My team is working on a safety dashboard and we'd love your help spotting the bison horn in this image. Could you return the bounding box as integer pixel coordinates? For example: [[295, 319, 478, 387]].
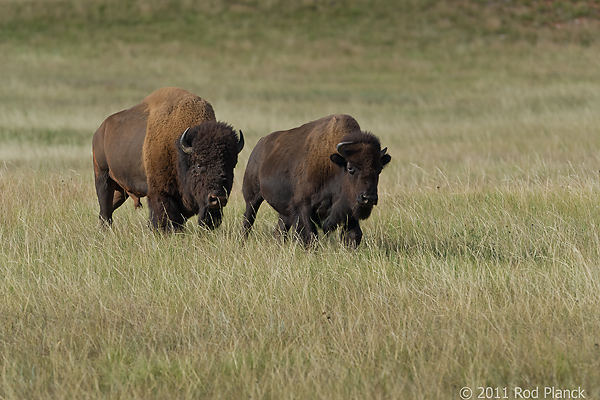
[[237, 130, 245, 154], [381, 147, 388, 156], [180, 127, 194, 154], [336, 141, 354, 157]]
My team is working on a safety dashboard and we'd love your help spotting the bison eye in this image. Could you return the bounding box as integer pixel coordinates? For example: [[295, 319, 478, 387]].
[[195, 164, 207, 174], [347, 164, 356, 175]]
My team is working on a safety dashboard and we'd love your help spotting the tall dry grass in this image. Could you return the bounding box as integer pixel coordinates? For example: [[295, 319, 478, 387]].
[[3, 162, 600, 399]]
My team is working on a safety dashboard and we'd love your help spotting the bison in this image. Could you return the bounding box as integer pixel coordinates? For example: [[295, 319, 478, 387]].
[[242, 114, 391, 247], [92, 87, 244, 231]]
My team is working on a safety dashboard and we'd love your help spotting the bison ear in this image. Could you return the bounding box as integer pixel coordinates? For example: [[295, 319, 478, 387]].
[[237, 130, 245, 154], [381, 153, 391, 167], [330, 153, 347, 167], [180, 127, 194, 155]]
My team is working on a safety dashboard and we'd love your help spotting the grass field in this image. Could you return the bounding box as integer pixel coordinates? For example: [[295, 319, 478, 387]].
[[1, 1, 600, 399]]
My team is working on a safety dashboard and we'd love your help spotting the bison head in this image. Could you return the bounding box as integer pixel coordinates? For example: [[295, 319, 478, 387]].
[[330, 135, 391, 220], [177, 121, 244, 229]]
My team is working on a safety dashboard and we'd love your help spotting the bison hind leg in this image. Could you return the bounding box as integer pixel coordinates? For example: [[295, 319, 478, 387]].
[[95, 173, 121, 226]]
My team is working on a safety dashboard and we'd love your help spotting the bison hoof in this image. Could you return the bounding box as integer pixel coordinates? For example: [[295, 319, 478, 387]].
[[342, 231, 362, 248], [99, 216, 113, 228]]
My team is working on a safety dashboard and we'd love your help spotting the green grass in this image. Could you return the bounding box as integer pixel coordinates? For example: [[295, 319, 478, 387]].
[[1, 0, 600, 398]]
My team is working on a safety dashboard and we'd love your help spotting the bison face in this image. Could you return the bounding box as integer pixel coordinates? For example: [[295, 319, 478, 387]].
[[178, 122, 244, 229], [330, 141, 391, 220]]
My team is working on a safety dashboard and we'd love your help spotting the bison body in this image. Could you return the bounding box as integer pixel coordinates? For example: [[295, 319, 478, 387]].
[[242, 114, 390, 247], [92, 87, 243, 231]]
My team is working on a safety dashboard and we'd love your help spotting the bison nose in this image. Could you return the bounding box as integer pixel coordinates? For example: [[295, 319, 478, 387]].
[[208, 194, 228, 209], [359, 193, 378, 206]]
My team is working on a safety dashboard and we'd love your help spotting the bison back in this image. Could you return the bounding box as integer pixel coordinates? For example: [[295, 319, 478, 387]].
[[244, 114, 361, 213]]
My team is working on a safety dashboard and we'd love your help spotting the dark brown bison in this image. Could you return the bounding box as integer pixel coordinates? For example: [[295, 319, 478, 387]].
[[92, 87, 244, 231], [242, 114, 391, 247]]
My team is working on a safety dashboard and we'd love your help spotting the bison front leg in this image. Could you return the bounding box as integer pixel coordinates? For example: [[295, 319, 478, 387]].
[[341, 217, 362, 248], [321, 198, 352, 236], [242, 196, 263, 238], [148, 193, 186, 232], [321, 208, 344, 235], [294, 205, 318, 247], [274, 214, 293, 241]]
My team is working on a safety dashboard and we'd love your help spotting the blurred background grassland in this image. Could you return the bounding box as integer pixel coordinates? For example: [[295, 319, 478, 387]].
[[1, 1, 600, 399], [1, 0, 599, 181]]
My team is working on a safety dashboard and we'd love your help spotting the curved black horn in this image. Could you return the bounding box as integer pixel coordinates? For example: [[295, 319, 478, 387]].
[[336, 141, 354, 157], [237, 130, 245, 154], [380, 147, 388, 156], [180, 127, 194, 154]]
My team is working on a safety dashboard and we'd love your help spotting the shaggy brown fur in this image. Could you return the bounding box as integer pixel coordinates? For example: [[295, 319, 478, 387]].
[[304, 114, 363, 185], [242, 114, 391, 247], [142, 87, 216, 197], [93, 87, 242, 230]]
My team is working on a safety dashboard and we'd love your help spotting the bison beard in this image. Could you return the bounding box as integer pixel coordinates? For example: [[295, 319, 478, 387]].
[[351, 202, 374, 221], [147, 196, 223, 232]]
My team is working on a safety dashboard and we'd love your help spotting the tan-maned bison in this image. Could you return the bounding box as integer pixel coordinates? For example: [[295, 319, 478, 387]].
[[242, 114, 391, 247], [92, 87, 244, 231]]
